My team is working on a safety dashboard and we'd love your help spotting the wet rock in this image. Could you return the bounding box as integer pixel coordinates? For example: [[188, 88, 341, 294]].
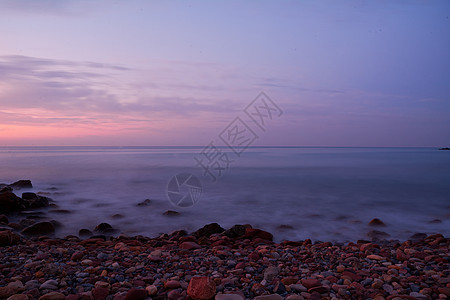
[[136, 199, 151, 206], [223, 225, 247, 238], [0, 185, 13, 193], [163, 210, 180, 216], [0, 230, 21, 246], [79, 229, 93, 237], [0, 192, 25, 213], [22, 192, 50, 209], [193, 223, 225, 238], [9, 180, 33, 190], [243, 228, 273, 241], [367, 230, 390, 240], [94, 223, 114, 233], [369, 218, 386, 226], [187, 276, 216, 300], [22, 221, 55, 235]]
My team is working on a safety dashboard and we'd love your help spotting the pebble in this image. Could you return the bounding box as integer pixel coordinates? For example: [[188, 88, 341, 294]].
[[0, 223, 448, 300]]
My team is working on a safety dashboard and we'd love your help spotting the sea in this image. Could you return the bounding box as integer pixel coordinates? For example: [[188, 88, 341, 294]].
[[0, 146, 449, 242]]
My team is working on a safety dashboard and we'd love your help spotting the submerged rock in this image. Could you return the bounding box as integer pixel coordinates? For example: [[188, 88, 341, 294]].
[[163, 210, 180, 216], [22, 221, 55, 236], [368, 218, 386, 226]]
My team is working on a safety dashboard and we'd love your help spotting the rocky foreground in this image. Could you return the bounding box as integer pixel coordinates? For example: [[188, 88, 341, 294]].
[[0, 222, 449, 300]]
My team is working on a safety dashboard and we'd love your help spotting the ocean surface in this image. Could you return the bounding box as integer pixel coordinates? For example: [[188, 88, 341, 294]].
[[0, 146, 449, 242]]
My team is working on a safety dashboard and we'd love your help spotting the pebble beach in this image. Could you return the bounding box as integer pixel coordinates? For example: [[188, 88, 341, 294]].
[[1, 221, 449, 300]]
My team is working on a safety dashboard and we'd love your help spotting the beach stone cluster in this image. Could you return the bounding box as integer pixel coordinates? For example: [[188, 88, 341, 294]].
[[0, 222, 448, 300]]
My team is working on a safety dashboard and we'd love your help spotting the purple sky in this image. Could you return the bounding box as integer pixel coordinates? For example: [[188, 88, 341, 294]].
[[0, 1, 449, 146]]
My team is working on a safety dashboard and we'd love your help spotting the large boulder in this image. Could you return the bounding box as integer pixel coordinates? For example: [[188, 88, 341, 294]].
[[22, 221, 55, 236], [0, 192, 25, 214]]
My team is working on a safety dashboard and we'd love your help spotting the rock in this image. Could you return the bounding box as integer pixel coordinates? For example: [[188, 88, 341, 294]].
[[40, 280, 58, 290], [94, 223, 114, 233], [290, 284, 307, 292], [167, 290, 181, 300], [7, 281, 24, 293], [22, 192, 50, 209], [164, 280, 181, 289], [367, 230, 390, 240], [124, 288, 147, 300], [0, 185, 13, 193], [22, 221, 55, 235], [243, 228, 273, 241], [367, 254, 384, 261], [369, 218, 386, 226], [163, 210, 180, 216], [0, 214, 8, 224], [336, 265, 345, 272], [180, 241, 201, 250], [254, 295, 283, 300], [0, 192, 25, 213], [7, 295, 29, 300], [193, 223, 225, 238], [409, 233, 427, 241], [215, 294, 244, 300], [92, 287, 109, 300], [0, 230, 21, 246], [223, 225, 247, 238], [9, 180, 33, 190], [187, 276, 216, 300], [285, 295, 303, 300], [71, 251, 84, 261], [409, 292, 427, 299], [263, 266, 279, 282], [38, 292, 65, 300], [300, 278, 321, 290], [0, 287, 15, 299], [145, 285, 157, 296], [136, 199, 151, 206], [79, 229, 93, 237]]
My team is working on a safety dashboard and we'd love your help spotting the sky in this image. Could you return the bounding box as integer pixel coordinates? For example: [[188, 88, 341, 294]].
[[0, 0, 449, 147]]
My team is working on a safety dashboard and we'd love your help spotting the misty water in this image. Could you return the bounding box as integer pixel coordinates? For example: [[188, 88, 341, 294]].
[[1, 146, 449, 242]]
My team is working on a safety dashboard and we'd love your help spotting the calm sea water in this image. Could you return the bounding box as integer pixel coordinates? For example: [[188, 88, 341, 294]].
[[0, 146, 449, 242]]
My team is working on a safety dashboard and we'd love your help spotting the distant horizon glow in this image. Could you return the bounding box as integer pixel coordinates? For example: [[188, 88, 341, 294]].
[[0, 1, 449, 147]]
